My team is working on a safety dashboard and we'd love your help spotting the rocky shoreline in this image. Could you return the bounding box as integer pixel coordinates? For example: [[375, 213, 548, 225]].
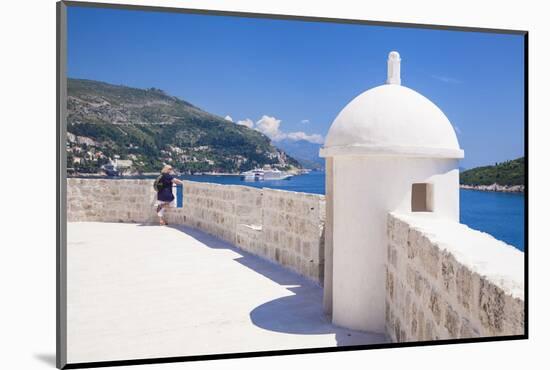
[[460, 183, 524, 193]]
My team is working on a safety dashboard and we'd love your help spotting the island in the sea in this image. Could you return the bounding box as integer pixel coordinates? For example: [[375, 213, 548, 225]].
[[460, 157, 525, 192]]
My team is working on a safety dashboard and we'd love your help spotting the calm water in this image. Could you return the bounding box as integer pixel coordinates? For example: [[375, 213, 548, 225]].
[[179, 171, 327, 194], [460, 189, 524, 251], [92, 171, 525, 251]]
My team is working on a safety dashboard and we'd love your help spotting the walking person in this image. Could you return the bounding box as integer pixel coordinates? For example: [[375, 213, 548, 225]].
[[154, 165, 184, 225]]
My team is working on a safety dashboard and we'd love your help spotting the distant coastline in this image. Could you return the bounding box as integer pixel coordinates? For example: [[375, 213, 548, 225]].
[[459, 157, 524, 193], [460, 183, 524, 193], [68, 168, 317, 178]]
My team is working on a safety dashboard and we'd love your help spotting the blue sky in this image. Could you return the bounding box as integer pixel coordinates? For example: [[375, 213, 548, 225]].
[[67, 6, 525, 169]]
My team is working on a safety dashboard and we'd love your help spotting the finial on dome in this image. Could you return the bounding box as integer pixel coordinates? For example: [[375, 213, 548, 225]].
[[387, 51, 401, 85]]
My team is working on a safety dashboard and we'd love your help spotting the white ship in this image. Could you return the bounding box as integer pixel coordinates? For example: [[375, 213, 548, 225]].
[[263, 168, 293, 180], [241, 168, 293, 181], [241, 169, 264, 181]]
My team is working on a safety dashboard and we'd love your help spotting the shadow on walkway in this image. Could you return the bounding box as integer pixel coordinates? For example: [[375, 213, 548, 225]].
[[140, 223, 389, 346]]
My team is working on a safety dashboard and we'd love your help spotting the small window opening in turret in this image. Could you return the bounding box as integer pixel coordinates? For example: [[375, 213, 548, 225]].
[[411, 183, 434, 212]]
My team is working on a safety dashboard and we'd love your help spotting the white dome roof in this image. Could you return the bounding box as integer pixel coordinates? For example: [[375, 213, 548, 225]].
[[320, 52, 463, 159]]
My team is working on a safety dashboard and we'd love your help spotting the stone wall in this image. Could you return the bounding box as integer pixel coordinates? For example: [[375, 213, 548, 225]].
[[386, 212, 524, 342], [67, 178, 325, 284], [261, 189, 325, 283], [177, 182, 240, 244], [67, 179, 158, 223], [166, 182, 325, 283]]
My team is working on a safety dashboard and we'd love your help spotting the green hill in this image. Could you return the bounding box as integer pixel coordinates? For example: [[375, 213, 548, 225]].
[[66, 79, 300, 174], [460, 157, 525, 186]]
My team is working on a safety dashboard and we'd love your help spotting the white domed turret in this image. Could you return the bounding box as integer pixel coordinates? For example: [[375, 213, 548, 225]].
[[321, 51, 463, 159], [321, 52, 464, 334]]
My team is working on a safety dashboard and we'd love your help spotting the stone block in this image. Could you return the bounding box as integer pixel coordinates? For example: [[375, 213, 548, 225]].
[[387, 268, 395, 300], [410, 302, 418, 338], [429, 288, 442, 325], [394, 317, 402, 342], [478, 278, 505, 334], [406, 265, 415, 288], [389, 216, 409, 246], [417, 310, 425, 341], [502, 294, 525, 335], [425, 319, 435, 341], [303, 240, 313, 259], [414, 271, 424, 298], [444, 304, 459, 338], [398, 281, 406, 317], [456, 265, 475, 313], [420, 242, 440, 279], [407, 228, 421, 259], [390, 245, 398, 268], [405, 290, 412, 324], [293, 238, 302, 254], [459, 317, 479, 338], [441, 252, 456, 295]]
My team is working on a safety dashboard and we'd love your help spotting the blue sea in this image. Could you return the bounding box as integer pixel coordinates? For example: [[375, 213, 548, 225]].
[[99, 171, 525, 251], [178, 171, 327, 195], [459, 189, 524, 251]]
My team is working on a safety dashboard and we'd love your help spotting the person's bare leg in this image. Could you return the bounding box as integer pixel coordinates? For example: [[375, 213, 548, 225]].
[[163, 203, 170, 225], [158, 203, 167, 225]]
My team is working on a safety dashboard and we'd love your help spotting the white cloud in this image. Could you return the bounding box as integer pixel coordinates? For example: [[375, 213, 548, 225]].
[[431, 75, 462, 84], [224, 115, 233, 122], [300, 119, 310, 124], [287, 131, 324, 144], [235, 114, 324, 144], [236, 118, 254, 128], [255, 115, 287, 141]]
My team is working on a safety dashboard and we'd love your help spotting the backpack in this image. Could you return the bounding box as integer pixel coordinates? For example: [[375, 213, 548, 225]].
[[153, 175, 164, 192]]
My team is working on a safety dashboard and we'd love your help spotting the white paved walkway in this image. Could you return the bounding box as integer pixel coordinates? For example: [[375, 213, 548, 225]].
[[67, 222, 386, 363]]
